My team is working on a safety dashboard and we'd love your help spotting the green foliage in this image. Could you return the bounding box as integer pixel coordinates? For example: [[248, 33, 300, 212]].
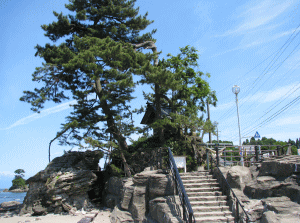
[[106, 164, 124, 178], [10, 169, 27, 190], [11, 178, 26, 188], [14, 169, 25, 178], [139, 45, 217, 141], [20, 0, 157, 166]]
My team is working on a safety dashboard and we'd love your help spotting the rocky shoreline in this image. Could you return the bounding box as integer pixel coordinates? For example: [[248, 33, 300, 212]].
[[2, 188, 29, 193]]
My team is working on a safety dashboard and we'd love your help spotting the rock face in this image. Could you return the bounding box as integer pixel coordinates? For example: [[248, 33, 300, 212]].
[[107, 168, 178, 222], [214, 155, 300, 222], [19, 150, 103, 216], [244, 156, 300, 203]]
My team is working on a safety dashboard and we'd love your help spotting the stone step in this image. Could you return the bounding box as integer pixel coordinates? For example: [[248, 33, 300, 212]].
[[193, 211, 233, 218], [195, 215, 235, 223], [180, 175, 214, 180], [180, 171, 211, 176], [184, 183, 220, 188], [190, 200, 227, 207], [181, 179, 218, 184], [185, 187, 221, 192], [192, 206, 230, 213], [186, 191, 223, 197], [189, 195, 227, 202]]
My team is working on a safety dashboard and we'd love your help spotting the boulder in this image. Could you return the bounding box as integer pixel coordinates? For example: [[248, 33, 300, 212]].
[[110, 205, 134, 223], [226, 166, 252, 190], [0, 201, 21, 208], [149, 196, 183, 223], [128, 186, 146, 221], [120, 179, 134, 210], [2, 189, 9, 192], [261, 211, 279, 223], [244, 176, 300, 202], [0, 201, 22, 213], [19, 150, 103, 216], [106, 177, 124, 197], [261, 197, 300, 223], [259, 156, 300, 178], [106, 168, 176, 222], [148, 173, 175, 200]]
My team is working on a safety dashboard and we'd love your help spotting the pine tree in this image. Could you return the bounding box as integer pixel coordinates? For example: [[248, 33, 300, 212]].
[[139, 45, 217, 143], [20, 0, 157, 177]]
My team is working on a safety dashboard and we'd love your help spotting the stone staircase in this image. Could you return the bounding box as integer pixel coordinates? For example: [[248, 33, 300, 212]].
[[179, 171, 234, 223]]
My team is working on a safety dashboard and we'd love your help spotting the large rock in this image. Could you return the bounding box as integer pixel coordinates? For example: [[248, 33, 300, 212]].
[[148, 173, 175, 200], [110, 205, 134, 223], [260, 196, 300, 222], [0, 201, 22, 213], [226, 166, 252, 190], [107, 168, 176, 222], [244, 175, 300, 202], [259, 155, 300, 178], [19, 150, 103, 216], [149, 196, 183, 223]]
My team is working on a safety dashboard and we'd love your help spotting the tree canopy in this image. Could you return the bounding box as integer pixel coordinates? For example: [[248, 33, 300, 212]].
[[20, 0, 218, 176]]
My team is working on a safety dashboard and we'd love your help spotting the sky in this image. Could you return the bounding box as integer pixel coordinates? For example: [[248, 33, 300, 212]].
[[1, 0, 300, 188]]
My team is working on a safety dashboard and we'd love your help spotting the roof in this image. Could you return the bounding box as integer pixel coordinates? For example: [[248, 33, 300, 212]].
[[140, 102, 172, 125]]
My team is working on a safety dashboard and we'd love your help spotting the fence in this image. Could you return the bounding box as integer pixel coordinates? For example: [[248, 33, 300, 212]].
[[201, 143, 291, 168]]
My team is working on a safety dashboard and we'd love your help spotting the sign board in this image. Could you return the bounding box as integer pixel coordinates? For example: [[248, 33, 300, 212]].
[[174, 156, 187, 173], [254, 131, 260, 139]]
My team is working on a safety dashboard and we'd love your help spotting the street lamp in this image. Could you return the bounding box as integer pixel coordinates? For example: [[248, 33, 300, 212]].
[[232, 85, 243, 166]]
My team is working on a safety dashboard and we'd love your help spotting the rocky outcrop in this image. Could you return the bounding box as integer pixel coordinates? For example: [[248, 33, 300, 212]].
[[214, 155, 300, 222], [107, 168, 178, 222], [0, 201, 22, 217], [3, 186, 29, 193], [260, 196, 300, 223], [244, 156, 300, 203], [19, 150, 103, 216]]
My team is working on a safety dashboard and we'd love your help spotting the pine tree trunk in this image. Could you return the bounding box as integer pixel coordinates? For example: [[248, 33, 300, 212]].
[[93, 78, 132, 177], [155, 83, 164, 146]]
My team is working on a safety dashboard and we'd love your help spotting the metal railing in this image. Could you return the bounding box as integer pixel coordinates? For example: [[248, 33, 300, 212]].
[[210, 156, 252, 222], [200, 143, 291, 167], [168, 147, 195, 223]]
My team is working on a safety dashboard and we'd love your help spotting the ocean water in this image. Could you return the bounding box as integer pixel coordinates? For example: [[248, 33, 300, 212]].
[[0, 189, 26, 205]]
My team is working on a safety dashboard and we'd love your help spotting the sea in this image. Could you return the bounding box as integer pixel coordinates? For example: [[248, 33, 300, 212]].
[[0, 189, 27, 205]]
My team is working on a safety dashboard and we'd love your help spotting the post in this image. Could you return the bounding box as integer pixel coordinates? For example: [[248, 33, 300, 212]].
[[206, 148, 210, 171], [255, 146, 259, 162], [235, 199, 239, 222], [216, 146, 219, 167], [277, 146, 281, 156], [189, 213, 193, 223], [183, 198, 186, 222], [207, 100, 211, 144]]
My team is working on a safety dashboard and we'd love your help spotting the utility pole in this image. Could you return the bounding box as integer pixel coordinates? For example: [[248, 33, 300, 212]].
[[207, 99, 211, 144]]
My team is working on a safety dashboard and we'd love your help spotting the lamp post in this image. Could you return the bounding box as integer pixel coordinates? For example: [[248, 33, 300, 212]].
[[232, 85, 243, 166]]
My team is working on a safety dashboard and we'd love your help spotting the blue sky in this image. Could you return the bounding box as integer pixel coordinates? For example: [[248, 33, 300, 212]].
[[1, 0, 300, 188]]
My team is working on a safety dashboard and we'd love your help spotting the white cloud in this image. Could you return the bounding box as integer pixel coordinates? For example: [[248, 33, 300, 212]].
[[220, 0, 293, 37], [0, 100, 77, 130], [212, 28, 297, 57], [0, 171, 14, 177], [269, 115, 300, 127]]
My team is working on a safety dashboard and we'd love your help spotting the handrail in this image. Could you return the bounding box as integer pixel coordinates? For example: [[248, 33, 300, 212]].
[[209, 155, 252, 222], [167, 147, 195, 223]]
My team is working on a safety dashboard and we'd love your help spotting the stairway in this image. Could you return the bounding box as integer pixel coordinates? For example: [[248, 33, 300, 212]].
[[179, 171, 234, 223]]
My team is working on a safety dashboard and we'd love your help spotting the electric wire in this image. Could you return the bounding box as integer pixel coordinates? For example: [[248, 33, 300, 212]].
[[215, 24, 300, 123]]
